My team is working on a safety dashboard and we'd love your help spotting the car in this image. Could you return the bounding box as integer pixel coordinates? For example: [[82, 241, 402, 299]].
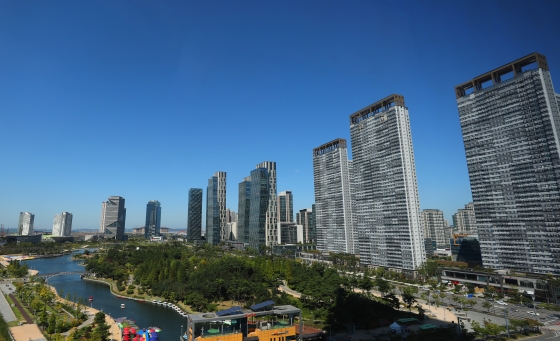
[[485, 297, 494, 301], [527, 311, 540, 316], [496, 300, 508, 305], [547, 315, 558, 320], [510, 308, 519, 312]]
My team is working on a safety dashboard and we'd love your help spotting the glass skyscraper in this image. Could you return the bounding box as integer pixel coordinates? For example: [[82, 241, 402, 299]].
[[18, 212, 34, 236], [248, 161, 277, 251], [187, 188, 203, 243], [144, 200, 161, 239], [52, 212, 73, 237], [237, 176, 251, 244], [350, 95, 425, 271], [455, 53, 560, 275], [100, 196, 126, 240], [206, 172, 226, 246]]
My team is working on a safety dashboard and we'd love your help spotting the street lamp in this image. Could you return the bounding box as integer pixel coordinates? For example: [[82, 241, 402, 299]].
[[181, 325, 184, 339]]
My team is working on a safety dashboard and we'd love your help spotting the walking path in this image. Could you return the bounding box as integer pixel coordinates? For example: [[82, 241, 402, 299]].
[[8, 293, 33, 324], [48, 285, 122, 341]]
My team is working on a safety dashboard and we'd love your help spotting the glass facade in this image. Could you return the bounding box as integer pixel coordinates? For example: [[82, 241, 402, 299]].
[[144, 200, 161, 239], [206, 172, 227, 246], [52, 212, 73, 237], [100, 196, 126, 240], [237, 177, 251, 244], [18, 212, 34, 236], [277, 191, 294, 223], [248, 168, 270, 250], [187, 189, 203, 243]]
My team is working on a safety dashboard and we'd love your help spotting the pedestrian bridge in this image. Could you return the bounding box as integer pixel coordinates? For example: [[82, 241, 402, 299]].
[[37, 271, 90, 280]]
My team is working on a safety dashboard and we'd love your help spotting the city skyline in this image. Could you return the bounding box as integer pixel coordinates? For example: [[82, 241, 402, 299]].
[[1, 1, 559, 230]]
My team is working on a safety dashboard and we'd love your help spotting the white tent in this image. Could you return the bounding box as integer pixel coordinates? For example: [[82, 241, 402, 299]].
[[389, 322, 402, 334]]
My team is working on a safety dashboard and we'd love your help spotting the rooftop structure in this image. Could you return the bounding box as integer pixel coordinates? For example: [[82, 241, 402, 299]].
[[185, 304, 302, 341]]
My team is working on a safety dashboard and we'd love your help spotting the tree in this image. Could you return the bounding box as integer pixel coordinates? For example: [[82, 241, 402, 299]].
[[401, 287, 417, 311], [375, 277, 391, 297], [482, 301, 493, 312], [94, 312, 106, 325], [471, 320, 506, 340]]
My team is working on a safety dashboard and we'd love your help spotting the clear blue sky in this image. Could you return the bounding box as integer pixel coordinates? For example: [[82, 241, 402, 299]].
[[1, 1, 560, 231]]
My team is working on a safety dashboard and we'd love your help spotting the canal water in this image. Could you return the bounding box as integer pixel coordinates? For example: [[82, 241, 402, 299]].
[[24, 251, 186, 341]]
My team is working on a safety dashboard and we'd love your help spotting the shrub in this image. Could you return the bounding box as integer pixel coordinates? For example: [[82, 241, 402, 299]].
[[128, 285, 136, 290], [127, 289, 134, 295]]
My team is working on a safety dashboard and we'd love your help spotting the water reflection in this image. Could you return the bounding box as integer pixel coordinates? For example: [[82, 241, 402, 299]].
[[24, 251, 185, 341]]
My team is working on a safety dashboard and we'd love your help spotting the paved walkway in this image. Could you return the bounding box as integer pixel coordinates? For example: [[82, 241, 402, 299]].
[[48, 285, 122, 341], [9, 293, 33, 324]]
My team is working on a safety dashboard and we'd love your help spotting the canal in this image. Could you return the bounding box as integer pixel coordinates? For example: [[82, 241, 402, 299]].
[[24, 251, 186, 341]]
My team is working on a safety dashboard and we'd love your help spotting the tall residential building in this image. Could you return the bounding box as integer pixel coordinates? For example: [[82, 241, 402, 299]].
[[187, 188, 203, 243], [296, 207, 314, 243], [455, 53, 560, 275], [277, 191, 294, 223], [52, 212, 73, 236], [248, 161, 277, 250], [350, 95, 425, 270], [144, 200, 161, 239], [100, 196, 126, 240], [452, 203, 478, 235], [226, 209, 238, 223], [206, 172, 227, 246], [237, 176, 251, 244], [421, 209, 448, 249], [18, 212, 34, 235], [313, 138, 355, 254]]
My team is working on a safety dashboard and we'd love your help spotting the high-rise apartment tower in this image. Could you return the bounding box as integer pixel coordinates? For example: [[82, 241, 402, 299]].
[[52, 212, 73, 236], [421, 209, 448, 250], [350, 95, 425, 270], [313, 138, 355, 254], [452, 203, 477, 235], [455, 53, 560, 274]]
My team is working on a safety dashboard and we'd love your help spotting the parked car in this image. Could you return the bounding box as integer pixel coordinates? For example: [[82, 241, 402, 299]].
[[527, 311, 540, 316], [496, 300, 508, 305], [510, 308, 519, 312]]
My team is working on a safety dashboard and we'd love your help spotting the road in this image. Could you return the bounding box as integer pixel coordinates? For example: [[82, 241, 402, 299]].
[[0, 281, 17, 322]]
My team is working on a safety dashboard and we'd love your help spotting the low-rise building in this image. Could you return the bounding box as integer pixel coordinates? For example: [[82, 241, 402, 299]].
[[185, 303, 302, 341], [441, 267, 560, 305]]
